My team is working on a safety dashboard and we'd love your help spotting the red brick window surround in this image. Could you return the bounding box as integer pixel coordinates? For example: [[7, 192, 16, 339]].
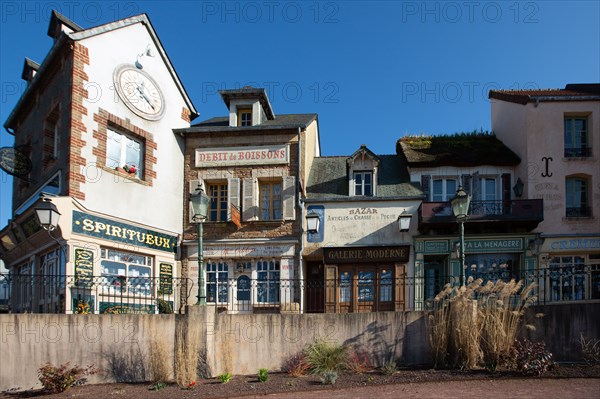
[[92, 109, 157, 186]]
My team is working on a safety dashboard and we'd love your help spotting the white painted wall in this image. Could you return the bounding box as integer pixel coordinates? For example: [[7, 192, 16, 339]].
[[76, 22, 189, 234]]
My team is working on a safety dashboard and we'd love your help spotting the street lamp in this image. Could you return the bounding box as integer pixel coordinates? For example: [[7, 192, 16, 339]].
[[397, 211, 412, 232], [305, 210, 321, 233], [450, 186, 471, 286], [34, 198, 61, 231], [190, 183, 210, 305]]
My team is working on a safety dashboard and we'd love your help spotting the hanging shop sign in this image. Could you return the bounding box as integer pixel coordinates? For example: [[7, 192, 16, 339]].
[[72, 211, 177, 253], [74, 248, 94, 287], [324, 245, 410, 264], [0, 146, 32, 177]]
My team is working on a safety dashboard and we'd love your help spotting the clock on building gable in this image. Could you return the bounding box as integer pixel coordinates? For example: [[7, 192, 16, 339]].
[[113, 65, 165, 121]]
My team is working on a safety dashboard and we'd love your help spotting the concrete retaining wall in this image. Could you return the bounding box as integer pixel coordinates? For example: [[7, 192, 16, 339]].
[[1, 303, 598, 391]]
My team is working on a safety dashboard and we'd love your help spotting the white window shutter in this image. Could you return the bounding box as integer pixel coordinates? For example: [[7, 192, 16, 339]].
[[282, 176, 296, 220], [228, 178, 240, 221], [242, 178, 257, 221]]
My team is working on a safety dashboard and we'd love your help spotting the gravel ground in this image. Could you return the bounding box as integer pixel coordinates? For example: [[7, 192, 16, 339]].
[[2, 365, 598, 399]]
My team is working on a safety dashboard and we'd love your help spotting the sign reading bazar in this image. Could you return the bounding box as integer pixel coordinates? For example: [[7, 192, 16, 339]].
[[324, 246, 410, 264], [72, 211, 177, 253], [195, 144, 289, 167]]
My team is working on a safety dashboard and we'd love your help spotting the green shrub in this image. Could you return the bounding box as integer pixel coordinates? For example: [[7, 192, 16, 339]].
[[319, 370, 338, 385], [509, 339, 555, 376], [304, 339, 348, 374], [257, 368, 268, 382], [37, 362, 99, 393], [381, 360, 398, 375], [217, 372, 232, 383], [150, 381, 166, 391], [579, 334, 600, 365]]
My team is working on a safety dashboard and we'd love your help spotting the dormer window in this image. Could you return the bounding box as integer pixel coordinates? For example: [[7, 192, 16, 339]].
[[238, 108, 252, 127], [348, 145, 379, 197], [354, 172, 373, 196]]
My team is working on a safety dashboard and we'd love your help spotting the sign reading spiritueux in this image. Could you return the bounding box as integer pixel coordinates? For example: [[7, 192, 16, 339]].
[[72, 211, 177, 253]]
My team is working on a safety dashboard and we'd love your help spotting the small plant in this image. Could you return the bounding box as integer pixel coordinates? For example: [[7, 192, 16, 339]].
[[37, 362, 99, 393], [320, 370, 338, 385], [579, 334, 600, 365], [509, 338, 555, 376], [218, 372, 232, 383], [184, 381, 196, 390], [150, 381, 166, 391], [257, 368, 268, 382], [381, 360, 398, 375], [282, 352, 311, 377], [345, 348, 373, 374], [304, 339, 348, 374]]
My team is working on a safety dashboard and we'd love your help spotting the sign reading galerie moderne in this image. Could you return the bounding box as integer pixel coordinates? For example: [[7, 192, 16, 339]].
[[324, 246, 410, 264], [195, 144, 289, 167], [72, 211, 177, 253]]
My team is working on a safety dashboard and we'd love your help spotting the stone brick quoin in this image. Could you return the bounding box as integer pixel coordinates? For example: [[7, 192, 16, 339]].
[[67, 41, 91, 202], [181, 107, 191, 123]]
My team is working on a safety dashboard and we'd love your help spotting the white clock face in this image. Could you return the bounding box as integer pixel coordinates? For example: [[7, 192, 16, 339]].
[[114, 65, 165, 120]]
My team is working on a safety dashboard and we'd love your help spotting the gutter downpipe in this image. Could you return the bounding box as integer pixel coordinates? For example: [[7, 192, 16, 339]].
[[297, 127, 304, 314]]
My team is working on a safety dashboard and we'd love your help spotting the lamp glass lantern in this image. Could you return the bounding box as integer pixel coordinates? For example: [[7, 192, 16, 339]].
[[190, 185, 210, 221], [397, 212, 412, 232], [306, 210, 321, 233], [513, 178, 524, 198], [34, 199, 61, 231], [450, 186, 471, 221]]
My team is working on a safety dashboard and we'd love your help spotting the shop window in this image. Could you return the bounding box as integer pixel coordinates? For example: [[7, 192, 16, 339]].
[[380, 269, 393, 302], [106, 128, 144, 178], [590, 254, 600, 300], [564, 116, 591, 157], [339, 271, 351, 303], [566, 176, 591, 217], [257, 260, 280, 303], [259, 181, 282, 220], [206, 261, 228, 303], [100, 249, 152, 295], [354, 172, 373, 196], [208, 182, 228, 222], [548, 255, 586, 301], [465, 254, 516, 282]]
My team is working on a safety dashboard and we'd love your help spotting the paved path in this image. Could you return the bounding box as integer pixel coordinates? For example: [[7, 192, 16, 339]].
[[232, 378, 600, 399]]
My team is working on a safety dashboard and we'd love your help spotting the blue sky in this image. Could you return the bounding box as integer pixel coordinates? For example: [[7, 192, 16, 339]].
[[1, 1, 599, 228]]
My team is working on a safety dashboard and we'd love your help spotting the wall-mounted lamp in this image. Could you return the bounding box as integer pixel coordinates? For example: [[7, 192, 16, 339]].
[[513, 178, 524, 198], [527, 235, 545, 256], [135, 44, 155, 69], [306, 210, 321, 233], [34, 197, 61, 232], [397, 211, 412, 232]]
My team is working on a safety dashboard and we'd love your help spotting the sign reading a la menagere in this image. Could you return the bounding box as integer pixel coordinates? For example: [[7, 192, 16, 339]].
[[195, 145, 289, 167]]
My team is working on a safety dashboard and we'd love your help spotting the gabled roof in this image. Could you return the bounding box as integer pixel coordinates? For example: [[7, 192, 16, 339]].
[[219, 87, 275, 120], [306, 155, 423, 201], [5, 11, 198, 131], [489, 83, 600, 105], [397, 134, 521, 167], [347, 144, 380, 166], [176, 114, 318, 134]]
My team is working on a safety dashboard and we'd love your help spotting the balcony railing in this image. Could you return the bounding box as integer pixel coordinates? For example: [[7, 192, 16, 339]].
[[419, 199, 543, 232]]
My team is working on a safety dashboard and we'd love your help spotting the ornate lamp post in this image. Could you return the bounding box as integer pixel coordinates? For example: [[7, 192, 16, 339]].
[[450, 186, 471, 286], [34, 198, 61, 232], [190, 184, 210, 305]]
